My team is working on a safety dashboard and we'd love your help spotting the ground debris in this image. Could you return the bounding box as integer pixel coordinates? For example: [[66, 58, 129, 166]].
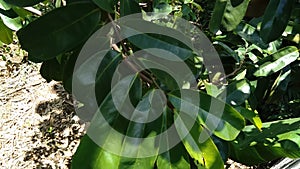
[[0, 44, 86, 169]]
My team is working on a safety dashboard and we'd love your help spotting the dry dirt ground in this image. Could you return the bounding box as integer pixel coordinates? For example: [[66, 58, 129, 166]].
[[0, 40, 257, 169], [0, 41, 86, 169]]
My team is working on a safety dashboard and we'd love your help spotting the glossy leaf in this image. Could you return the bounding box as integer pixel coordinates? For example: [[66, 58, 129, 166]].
[[62, 49, 80, 93], [174, 111, 224, 168], [204, 82, 222, 98], [260, 0, 296, 43], [4, 0, 43, 7], [72, 135, 156, 169], [17, 2, 101, 62], [156, 143, 190, 169], [12, 6, 33, 18], [253, 46, 299, 77], [72, 50, 121, 121], [209, 0, 250, 33], [95, 50, 122, 105], [156, 109, 190, 169], [136, 57, 181, 91], [92, 0, 116, 13], [0, 0, 11, 10], [168, 89, 245, 141], [267, 69, 291, 103], [71, 135, 104, 169], [118, 89, 163, 168], [235, 22, 268, 49], [137, 55, 200, 91], [0, 19, 12, 44], [229, 118, 300, 165], [153, 0, 172, 16], [247, 78, 270, 110], [218, 79, 251, 106], [214, 41, 240, 62], [235, 106, 262, 131], [73, 74, 159, 168], [0, 14, 21, 31], [40, 57, 64, 82], [121, 20, 194, 61]]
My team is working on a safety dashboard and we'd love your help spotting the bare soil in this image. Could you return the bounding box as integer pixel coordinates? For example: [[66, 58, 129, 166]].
[[0, 41, 86, 169]]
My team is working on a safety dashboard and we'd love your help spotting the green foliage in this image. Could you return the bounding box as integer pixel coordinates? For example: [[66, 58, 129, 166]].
[[168, 90, 246, 141], [0, 19, 13, 43], [209, 0, 250, 33], [0, 0, 30, 45], [229, 118, 300, 165], [17, 2, 101, 61], [260, 0, 296, 43], [5, 0, 300, 168]]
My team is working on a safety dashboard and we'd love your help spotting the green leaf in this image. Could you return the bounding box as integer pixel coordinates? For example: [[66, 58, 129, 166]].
[[0, 0, 11, 10], [92, 0, 117, 13], [168, 89, 245, 141], [247, 78, 270, 110], [12, 6, 32, 18], [117, 90, 162, 168], [4, 0, 43, 7], [0, 19, 12, 44], [209, 0, 250, 33], [235, 106, 262, 131], [204, 82, 222, 98], [218, 79, 251, 106], [95, 50, 122, 105], [40, 57, 64, 82], [136, 57, 180, 91], [174, 111, 224, 168], [121, 20, 194, 61], [156, 143, 190, 169], [209, 0, 227, 33], [73, 76, 160, 169], [120, 0, 141, 17], [72, 50, 121, 117], [267, 69, 291, 103], [153, 1, 172, 15], [229, 118, 300, 165], [17, 2, 101, 62], [72, 135, 156, 169], [253, 46, 299, 77], [62, 49, 80, 93], [0, 14, 22, 31], [214, 41, 240, 62], [260, 0, 296, 43], [71, 135, 103, 169], [235, 22, 268, 49], [136, 55, 200, 91], [156, 109, 190, 169]]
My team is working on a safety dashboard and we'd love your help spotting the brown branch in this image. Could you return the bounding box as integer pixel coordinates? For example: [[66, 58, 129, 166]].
[[124, 60, 153, 84], [107, 13, 130, 56], [107, 14, 162, 89]]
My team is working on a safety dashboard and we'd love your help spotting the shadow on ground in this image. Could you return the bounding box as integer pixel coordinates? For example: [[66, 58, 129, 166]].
[[24, 83, 85, 169]]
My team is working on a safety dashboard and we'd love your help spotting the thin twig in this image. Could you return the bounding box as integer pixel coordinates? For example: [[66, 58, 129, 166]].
[[218, 63, 244, 82], [108, 13, 130, 55], [124, 60, 153, 84], [107, 14, 162, 89]]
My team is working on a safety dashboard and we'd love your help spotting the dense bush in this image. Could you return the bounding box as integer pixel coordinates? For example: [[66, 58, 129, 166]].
[[1, 0, 300, 168]]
